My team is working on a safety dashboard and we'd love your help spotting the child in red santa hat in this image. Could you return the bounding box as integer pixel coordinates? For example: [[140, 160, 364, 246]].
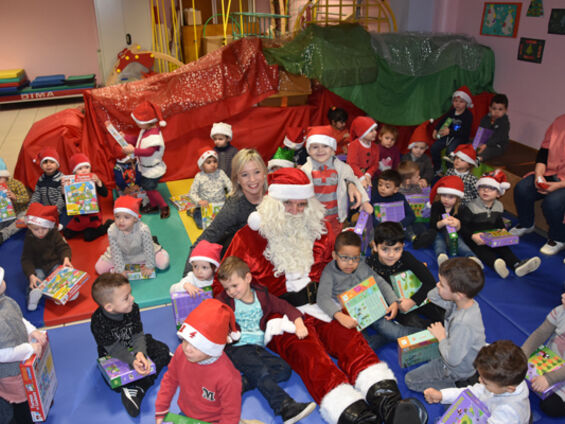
[[62, 153, 113, 241], [121, 101, 170, 219], [187, 147, 232, 229], [445, 144, 479, 205], [95, 196, 169, 278], [459, 170, 541, 279], [347, 116, 379, 189], [169, 240, 221, 296], [21, 203, 73, 311], [401, 120, 435, 186], [155, 299, 242, 424]]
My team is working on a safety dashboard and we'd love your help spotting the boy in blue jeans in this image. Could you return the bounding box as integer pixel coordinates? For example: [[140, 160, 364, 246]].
[[216, 256, 316, 424], [404, 257, 486, 392]]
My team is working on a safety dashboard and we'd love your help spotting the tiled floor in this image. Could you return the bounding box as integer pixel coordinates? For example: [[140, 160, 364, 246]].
[[0, 99, 83, 174]]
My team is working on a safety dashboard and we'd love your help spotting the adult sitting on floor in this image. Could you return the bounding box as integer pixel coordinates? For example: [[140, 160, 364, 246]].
[[510, 114, 565, 256], [214, 168, 427, 424]]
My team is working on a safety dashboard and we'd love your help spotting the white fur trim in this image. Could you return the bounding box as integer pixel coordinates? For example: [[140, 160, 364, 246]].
[[189, 255, 220, 268], [40, 156, 59, 167], [297, 304, 332, 322], [177, 323, 224, 357], [247, 211, 261, 231], [360, 123, 377, 141], [159, 120, 167, 127], [454, 151, 476, 166], [283, 136, 304, 150], [210, 122, 232, 139], [476, 177, 499, 191], [197, 150, 218, 169], [113, 207, 140, 219], [268, 159, 294, 170], [306, 134, 337, 151], [453, 90, 473, 107], [354, 363, 396, 397], [0, 170, 10, 177], [407, 141, 428, 150], [25, 216, 55, 229], [264, 315, 296, 345], [268, 183, 314, 200], [320, 384, 365, 424], [437, 187, 464, 198], [72, 161, 90, 174], [131, 113, 157, 126]]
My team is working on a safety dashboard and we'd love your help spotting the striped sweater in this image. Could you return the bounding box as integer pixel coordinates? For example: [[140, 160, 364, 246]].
[[30, 171, 65, 214]]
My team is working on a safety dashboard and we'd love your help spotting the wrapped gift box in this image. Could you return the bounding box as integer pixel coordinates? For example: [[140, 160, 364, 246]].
[[405, 193, 430, 222], [354, 210, 374, 254], [42, 266, 88, 305], [125, 263, 156, 280], [20, 337, 57, 422], [397, 329, 439, 368], [170, 194, 196, 211], [390, 270, 430, 313], [62, 174, 99, 215], [439, 388, 490, 423], [0, 183, 16, 222], [338, 276, 388, 330], [201, 202, 223, 229], [97, 355, 156, 389], [442, 213, 459, 256], [526, 345, 565, 399], [472, 127, 494, 149], [374, 201, 405, 223], [171, 289, 213, 329], [480, 229, 519, 247]]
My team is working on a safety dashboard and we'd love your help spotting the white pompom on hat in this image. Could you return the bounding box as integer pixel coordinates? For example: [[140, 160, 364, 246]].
[[210, 122, 232, 139], [131, 101, 167, 127]]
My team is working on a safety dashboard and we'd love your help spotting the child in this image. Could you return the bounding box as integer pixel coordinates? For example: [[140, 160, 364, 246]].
[[216, 256, 316, 423], [188, 148, 232, 229], [121, 101, 170, 219], [95, 196, 170, 277], [301, 126, 372, 235], [429, 176, 481, 267], [366, 222, 445, 329], [169, 240, 221, 296], [431, 85, 474, 173], [476, 94, 510, 163], [401, 121, 434, 186], [90, 273, 171, 417], [398, 160, 423, 195], [0, 157, 29, 245], [376, 124, 401, 175], [21, 203, 72, 311], [522, 292, 565, 417], [317, 231, 419, 351], [267, 147, 295, 173], [113, 155, 145, 199], [404, 258, 486, 392], [62, 153, 113, 241], [347, 116, 379, 188], [211, 122, 238, 179], [327, 106, 349, 155], [30, 148, 69, 226], [154, 299, 242, 423], [445, 144, 479, 205], [425, 340, 530, 423], [459, 170, 541, 279], [0, 266, 48, 424]]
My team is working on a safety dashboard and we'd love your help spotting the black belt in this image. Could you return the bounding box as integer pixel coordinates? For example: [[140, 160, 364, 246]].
[[280, 281, 318, 307]]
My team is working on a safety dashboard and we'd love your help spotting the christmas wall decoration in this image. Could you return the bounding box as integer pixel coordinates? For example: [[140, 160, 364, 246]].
[[548, 9, 565, 34], [480, 2, 522, 37], [527, 0, 544, 17], [517, 38, 545, 63]]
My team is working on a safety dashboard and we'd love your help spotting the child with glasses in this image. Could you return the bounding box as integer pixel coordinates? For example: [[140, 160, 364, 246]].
[[317, 231, 420, 352]]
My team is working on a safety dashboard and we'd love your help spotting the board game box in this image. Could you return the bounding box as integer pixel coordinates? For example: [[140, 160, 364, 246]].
[[106, 122, 135, 160], [480, 229, 519, 248], [125, 263, 156, 280], [170, 194, 196, 211], [41, 266, 88, 305], [338, 276, 388, 330], [354, 210, 374, 254], [397, 329, 439, 368], [0, 183, 16, 222], [20, 337, 57, 422], [405, 193, 430, 222], [472, 127, 494, 149], [442, 213, 459, 256], [438, 388, 490, 423], [164, 412, 211, 424], [201, 202, 223, 229], [390, 270, 430, 313], [62, 174, 99, 215], [171, 288, 213, 329], [374, 201, 405, 223], [97, 355, 156, 389], [526, 345, 565, 399]]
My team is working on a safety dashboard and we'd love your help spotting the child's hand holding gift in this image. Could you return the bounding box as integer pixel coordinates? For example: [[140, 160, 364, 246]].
[[133, 352, 151, 375]]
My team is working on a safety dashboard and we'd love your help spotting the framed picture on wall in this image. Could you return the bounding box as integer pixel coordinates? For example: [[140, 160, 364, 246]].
[[517, 38, 545, 63], [480, 2, 522, 37], [548, 9, 565, 34]]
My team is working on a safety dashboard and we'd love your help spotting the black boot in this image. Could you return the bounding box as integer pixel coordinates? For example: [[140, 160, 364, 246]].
[[366, 380, 427, 424], [337, 399, 378, 424]]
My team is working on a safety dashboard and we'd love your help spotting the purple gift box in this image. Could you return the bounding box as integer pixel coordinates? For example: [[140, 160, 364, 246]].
[[472, 127, 494, 149], [439, 389, 490, 423], [171, 289, 212, 329], [374, 201, 405, 223], [97, 356, 156, 389], [354, 210, 374, 253], [526, 346, 565, 399], [480, 229, 519, 247]]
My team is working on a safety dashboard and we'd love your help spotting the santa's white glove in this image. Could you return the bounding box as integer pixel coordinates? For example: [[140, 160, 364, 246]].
[[264, 315, 296, 345], [285, 272, 310, 292]]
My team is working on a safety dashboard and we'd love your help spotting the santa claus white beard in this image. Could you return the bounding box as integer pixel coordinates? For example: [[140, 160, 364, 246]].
[[257, 195, 327, 277]]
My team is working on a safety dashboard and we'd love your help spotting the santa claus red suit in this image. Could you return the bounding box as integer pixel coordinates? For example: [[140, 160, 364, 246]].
[[214, 168, 426, 424]]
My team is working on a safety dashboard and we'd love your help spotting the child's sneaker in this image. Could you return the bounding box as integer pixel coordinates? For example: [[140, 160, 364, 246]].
[[514, 257, 541, 277], [493, 259, 509, 279], [539, 239, 565, 255], [121, 386, 145, 417], [437, 253, 449, 267], [280, 400, 316, 424], [27, 288, 43, 311], [509, 224, 535, 237]]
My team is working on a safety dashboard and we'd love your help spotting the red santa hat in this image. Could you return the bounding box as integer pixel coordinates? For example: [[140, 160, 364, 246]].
[[350, 116, 377, 141], [25, 202, 58, 229], [34, 148, 60, 167], [267, 167, 314, 201], [189, 240, 222, 268], [210, 122, 232, 139], [131, 101, 167, 127], [113, 195, 142, 219], [476, 169, 511, 195], [70, 153, 91, 174], [408, 120, 434, 150], [283, 127, 305, 150], [452, 85, 473, 108], [177, 299, 240, 357], [453, 144, 477, 166], [197, 147, 218, 170], [429, 176, 465, 203], [306, 125, 337, 151]]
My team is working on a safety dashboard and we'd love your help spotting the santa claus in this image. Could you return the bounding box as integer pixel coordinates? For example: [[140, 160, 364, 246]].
[[214, 168, 426, 424]]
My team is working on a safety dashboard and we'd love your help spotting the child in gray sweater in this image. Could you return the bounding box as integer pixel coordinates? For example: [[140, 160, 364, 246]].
[[405, 257, 486, 392], [317, 231, 419, 351]]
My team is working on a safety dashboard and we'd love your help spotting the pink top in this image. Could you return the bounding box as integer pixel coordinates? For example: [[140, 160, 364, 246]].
[[541, 114, 565, 180]]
